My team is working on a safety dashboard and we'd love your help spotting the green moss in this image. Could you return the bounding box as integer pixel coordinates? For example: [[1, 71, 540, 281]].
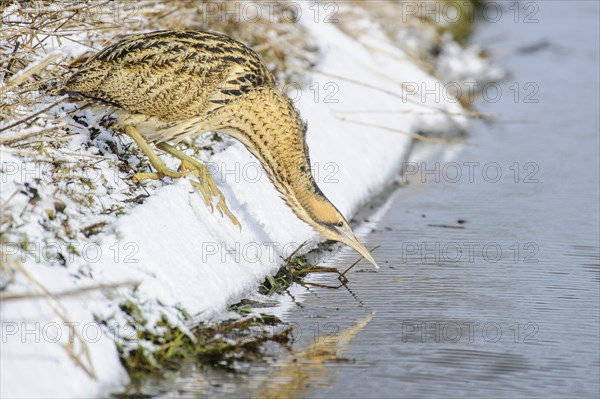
[[439, 0, 483, 45], [19, 235, 30, 251], [115, 300, 292, 386], [66, 243, 79, 256], [259, 254, 339, 295]]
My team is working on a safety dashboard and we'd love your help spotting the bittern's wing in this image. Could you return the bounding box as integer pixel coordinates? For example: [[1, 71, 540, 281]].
[[63, 31, 274, 121]]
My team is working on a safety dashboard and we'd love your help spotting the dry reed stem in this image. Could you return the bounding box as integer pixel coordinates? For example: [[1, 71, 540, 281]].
[[0, 280, 140, 302], [336, 116, 470, 145], [4, 255, 97, 379]]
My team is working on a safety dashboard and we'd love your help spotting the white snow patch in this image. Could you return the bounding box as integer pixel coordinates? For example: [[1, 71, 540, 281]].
[[0, 10, 487, 398]]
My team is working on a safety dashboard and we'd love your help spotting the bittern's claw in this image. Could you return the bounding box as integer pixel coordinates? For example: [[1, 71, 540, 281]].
[[123, 126, 239, 227], [176, 158, 240, 228], [181, 161, 212, 210], [189, 174, 240, 227], [133, 170, 187, 183]]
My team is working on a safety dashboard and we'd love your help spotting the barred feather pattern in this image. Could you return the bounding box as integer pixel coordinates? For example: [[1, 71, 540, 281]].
[[65, 31, 274, 121], [63, 30, 341, 228]]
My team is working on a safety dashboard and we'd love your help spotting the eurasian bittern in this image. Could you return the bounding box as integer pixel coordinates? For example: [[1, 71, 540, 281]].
[[63, 30, 377, 268]]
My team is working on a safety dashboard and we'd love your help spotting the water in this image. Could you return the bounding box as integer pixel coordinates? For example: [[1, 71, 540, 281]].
[[144, 2, 599, 397], [274, 2, 600, 398]]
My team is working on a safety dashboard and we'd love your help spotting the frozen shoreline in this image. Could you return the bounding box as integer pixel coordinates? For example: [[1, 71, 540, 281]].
[[0, 5, 496, 397]]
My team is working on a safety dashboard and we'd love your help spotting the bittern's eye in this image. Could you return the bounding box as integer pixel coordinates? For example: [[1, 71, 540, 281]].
[[336, 221, 344, 227]]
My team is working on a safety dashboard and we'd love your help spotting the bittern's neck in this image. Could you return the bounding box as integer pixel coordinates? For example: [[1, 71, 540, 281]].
[[214, 86, 332, 226]]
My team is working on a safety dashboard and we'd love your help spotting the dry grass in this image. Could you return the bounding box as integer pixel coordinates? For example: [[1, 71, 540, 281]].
[[1, 0, 316, 143], [0, 1, 478, 250], [0, 0, 319, 382], [0, 0, 318, 261], [3, 254, 97, 378], [0, 0, 483, 386], [336, 0, 485, 107]]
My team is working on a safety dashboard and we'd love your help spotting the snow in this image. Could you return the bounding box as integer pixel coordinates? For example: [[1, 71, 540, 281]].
[[0, 6, 493, 397]]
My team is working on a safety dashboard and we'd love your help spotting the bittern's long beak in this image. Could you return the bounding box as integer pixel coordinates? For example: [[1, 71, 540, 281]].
[[339, 227, 379, 269]]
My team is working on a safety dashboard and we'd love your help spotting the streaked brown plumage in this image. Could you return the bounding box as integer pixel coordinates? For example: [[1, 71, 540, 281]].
[[64, 30, 377, 267]]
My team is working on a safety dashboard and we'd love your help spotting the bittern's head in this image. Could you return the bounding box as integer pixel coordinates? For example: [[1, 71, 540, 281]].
[[300, 192, 378, 268]]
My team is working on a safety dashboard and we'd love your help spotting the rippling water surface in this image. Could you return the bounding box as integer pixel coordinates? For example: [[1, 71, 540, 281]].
[[148, 2, 599, 397], [276, 2, 600, 398]]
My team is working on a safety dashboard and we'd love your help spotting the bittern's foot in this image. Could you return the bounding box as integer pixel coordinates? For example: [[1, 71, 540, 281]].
[[124, 125, 183, 182], [179, 159, 240, 227], [123, 125, 239, 227], [132, 168, 187, 183], [157, 143, 240, 228]]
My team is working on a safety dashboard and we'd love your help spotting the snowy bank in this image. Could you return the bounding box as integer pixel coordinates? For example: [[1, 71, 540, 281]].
[[0, 1, 498, 397]]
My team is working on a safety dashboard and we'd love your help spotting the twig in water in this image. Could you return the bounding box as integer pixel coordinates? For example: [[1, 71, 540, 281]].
[[283, 240, 310, 263], [339, 245, 381, 283]]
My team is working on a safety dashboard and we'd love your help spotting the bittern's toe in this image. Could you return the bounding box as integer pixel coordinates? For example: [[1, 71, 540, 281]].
[[183, 161, 239, 227], [189, 174, 214, 209], [153, 143, 239, 227], [133, 172, 160, 183], [133, 169, 186, 183], [207, 178, 240, 228]]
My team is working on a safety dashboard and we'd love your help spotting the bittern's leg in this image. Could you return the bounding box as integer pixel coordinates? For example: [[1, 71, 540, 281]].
[[123, 125, 186, 182], [155, 142, 240, 227]]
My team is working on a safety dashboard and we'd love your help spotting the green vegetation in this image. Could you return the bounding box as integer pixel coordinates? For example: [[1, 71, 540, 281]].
[[116, 250, 341, 389], [1, 1, 484, 393], [439, 0, 484, 45], [115, 300, 292, 387], [259, 254, 340, 295]]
